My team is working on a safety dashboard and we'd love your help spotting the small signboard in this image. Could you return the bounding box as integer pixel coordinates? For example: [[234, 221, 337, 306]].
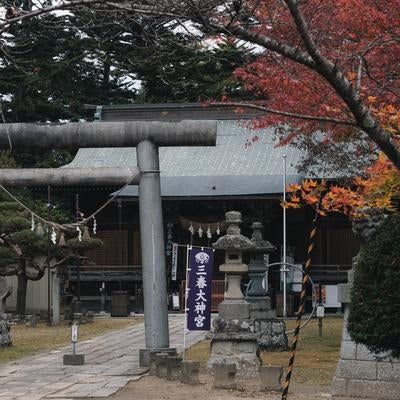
[[172, 293, 180, 310], [71, 324, 78, 342], [171, 243, 178, 281], [292, 265, 303, 292], [317, 305, 325, 318]]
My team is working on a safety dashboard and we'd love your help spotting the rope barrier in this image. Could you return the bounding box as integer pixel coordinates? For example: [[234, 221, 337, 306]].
[[280, 153, 329, 399], [281, 220, 318, 399]]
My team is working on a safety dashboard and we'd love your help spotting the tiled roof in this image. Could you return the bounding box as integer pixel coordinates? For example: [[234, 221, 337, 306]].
[[65, 120, 305, 196]]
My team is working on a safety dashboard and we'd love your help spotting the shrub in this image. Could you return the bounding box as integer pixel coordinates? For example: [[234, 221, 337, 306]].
[[348, 213, 400, 357]]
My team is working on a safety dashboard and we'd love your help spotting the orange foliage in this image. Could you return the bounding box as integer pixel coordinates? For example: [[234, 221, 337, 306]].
[[285, 154, 400, 218]]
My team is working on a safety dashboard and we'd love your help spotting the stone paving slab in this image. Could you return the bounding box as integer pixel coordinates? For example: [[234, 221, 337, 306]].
[[0, 314, 204, 399]]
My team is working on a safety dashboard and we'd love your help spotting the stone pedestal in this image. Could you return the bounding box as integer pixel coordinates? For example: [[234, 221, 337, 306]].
[[155, 353, 169, 378], [260, 365, 283, 392], [331, 270, 400, 399], [218, 299, 249, 320], [167, 356, 182, 381], [212, 363, 237, 389], [180, 361, 200, 384], [139, 347, 176, 368], [208, 317, 287, 376], [249, 299, 276, 320], [63, 354, 85, 366], [256, 319, 288, 350], [209, 318, 258, 378]]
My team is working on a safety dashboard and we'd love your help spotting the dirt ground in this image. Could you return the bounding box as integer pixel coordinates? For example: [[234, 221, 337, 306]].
[[106, 318, 348, 400], [109, 374, 342, 400]]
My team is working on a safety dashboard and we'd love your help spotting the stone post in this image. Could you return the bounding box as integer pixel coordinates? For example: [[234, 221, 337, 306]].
[[52, 272, 60, 325]]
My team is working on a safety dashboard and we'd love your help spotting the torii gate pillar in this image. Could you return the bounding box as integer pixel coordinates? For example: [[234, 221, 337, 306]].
[[137, 140, 169, 352]]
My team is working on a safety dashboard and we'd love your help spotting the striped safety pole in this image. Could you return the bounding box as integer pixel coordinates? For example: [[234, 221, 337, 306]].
[[281, 220, 318, 400]]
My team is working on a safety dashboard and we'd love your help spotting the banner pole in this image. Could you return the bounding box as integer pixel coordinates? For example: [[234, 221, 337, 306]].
[[183, 245, 191, 360], [283, 153, 287, 318]]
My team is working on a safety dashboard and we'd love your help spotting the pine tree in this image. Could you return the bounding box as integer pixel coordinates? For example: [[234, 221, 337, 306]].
[[0, 151, 101, 316]]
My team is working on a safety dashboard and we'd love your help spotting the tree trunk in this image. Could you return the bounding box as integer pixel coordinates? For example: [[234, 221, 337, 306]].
[[16, 273, 28, 317]]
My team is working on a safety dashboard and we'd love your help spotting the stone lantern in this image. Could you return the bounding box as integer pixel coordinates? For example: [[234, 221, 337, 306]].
[[245, 222, 277, 319], [212, 211, 255, 319], [209, 211, 261, 378]]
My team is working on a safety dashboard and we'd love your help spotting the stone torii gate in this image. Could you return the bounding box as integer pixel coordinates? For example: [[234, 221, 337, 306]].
[[0, 120, 217, 361]]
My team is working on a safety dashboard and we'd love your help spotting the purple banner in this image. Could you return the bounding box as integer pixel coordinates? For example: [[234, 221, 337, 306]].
[[186, 246, 214, 331]]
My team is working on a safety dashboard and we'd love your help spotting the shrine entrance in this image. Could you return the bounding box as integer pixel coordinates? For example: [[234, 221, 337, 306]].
[[0, 119, 216, 358]]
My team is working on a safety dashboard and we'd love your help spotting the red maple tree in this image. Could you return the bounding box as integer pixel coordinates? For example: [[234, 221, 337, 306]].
[[206, 0, 400, 214], [206, 0, 400, 168]]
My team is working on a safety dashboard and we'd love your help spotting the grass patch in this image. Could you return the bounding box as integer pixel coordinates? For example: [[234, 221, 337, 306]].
[[0, 317, 142, 364], [264, 317, 343, 385], [185, 317, 343, 386]]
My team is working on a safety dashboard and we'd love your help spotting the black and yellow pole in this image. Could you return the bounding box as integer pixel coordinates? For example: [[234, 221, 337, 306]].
[[281, 221, 318, 400]]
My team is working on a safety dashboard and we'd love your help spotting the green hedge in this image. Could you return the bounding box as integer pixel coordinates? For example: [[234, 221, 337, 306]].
[[348, 213, 400, 357]]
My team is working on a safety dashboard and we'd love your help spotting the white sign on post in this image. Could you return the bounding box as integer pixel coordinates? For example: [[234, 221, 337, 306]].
[[317, 305, 325, 318], [71, 324, 78, 342], [172, 293, 180, 310]]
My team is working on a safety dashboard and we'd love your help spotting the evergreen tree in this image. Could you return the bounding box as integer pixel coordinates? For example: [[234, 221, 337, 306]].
[[0, 6, 252, 126], [0, 151, 101, 316], [348, 213, 400, 357], [0, 194, 101, 316], [124, 34, 255, 103]]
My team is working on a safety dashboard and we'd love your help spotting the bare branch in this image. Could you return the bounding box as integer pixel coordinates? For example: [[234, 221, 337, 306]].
[[0, 0, 106, 33], [210, 22, 316, 69]]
